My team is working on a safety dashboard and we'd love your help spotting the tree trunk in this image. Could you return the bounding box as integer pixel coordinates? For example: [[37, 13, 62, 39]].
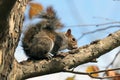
[[0, 0, 28, 80], [0, 0, 120, 80]]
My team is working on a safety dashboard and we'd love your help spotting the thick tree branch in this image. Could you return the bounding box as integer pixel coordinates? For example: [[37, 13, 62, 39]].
[[9, 30, 120, 79]]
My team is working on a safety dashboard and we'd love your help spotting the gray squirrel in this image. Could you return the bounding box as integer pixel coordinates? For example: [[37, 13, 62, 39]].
[[22, 3, 78, 60]]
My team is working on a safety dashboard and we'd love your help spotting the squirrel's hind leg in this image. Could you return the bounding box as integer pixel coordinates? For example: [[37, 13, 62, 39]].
[[45, 38, 54, 59], [31, 35, 54, 60]]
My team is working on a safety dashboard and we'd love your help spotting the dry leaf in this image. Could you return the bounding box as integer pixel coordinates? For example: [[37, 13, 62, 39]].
[[106, 69, 120, 80], [66, 75, 75, 80], [29, 2, 43, 19], [86, 65, 99, 77], [106, 70, 116, 77]]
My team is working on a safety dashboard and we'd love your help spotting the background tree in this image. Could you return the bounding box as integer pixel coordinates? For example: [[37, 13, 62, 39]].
[[0, 0, 120, 80]]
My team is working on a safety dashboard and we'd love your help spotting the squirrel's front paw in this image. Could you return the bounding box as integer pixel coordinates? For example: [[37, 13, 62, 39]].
[[45, 53, 54, 60]]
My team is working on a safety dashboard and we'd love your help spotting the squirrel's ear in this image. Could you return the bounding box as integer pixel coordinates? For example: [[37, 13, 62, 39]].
[[65, 29, 71, 36]]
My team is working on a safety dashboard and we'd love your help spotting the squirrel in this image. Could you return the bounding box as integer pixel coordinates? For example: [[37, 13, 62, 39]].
[[22, 2, 78, 60]]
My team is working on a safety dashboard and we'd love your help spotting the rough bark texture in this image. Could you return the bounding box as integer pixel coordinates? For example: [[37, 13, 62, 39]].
[[0, 0, 18, 43], [0, 0, 120, 80], [0, 0, 28, 80]]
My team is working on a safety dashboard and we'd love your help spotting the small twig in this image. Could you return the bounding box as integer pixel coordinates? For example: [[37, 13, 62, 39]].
[[63, 68, 120, 79], [77, 25, 120, 40], [66, 21, 120, 27], [90, 68, 120, 74], [102, 50, 120, 77], [106, 50, 120, 69], [93, 16, 115, 21]]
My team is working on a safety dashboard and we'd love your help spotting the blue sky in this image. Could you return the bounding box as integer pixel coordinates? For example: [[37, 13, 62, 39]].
[[34, 0, 120, 23], [15, 0, 120, 80]]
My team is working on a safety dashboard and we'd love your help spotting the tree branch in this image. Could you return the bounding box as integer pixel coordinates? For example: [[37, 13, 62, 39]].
[[64, 68, 120, 79], [9, 30, 120, 79], [66, 21, 120, 27], [106, 50, 120, 69], [77, 25, 120, 40]]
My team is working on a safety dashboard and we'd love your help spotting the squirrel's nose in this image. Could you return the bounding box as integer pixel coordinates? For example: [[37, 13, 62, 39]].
[[73, 45, 78, 49]]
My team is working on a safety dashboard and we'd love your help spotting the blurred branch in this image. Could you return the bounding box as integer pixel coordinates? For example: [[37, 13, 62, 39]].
[[106, 50, 120, 69], [64, 68, 120, 79], [102, 50, 120, 77], [78, 25, 120, 40], [67, 21, 120, 27], [93, 16, 115, 21]]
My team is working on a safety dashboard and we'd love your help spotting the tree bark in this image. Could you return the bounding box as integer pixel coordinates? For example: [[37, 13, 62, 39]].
[[0, 0, 120, 80], [0, 0, 28, 80]]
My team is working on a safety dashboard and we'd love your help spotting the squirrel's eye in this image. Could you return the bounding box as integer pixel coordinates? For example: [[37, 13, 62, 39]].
[[72, 38, 76, 41]]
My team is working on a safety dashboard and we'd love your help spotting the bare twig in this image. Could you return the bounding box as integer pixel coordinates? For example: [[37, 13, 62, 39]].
[[106, 50, 120, 69], [93, 16, 115, 21], [78, 25, 120, 40], [63, 68, 120, 79], [66, 21, 120, 27], [102, 50, 120, 77]]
